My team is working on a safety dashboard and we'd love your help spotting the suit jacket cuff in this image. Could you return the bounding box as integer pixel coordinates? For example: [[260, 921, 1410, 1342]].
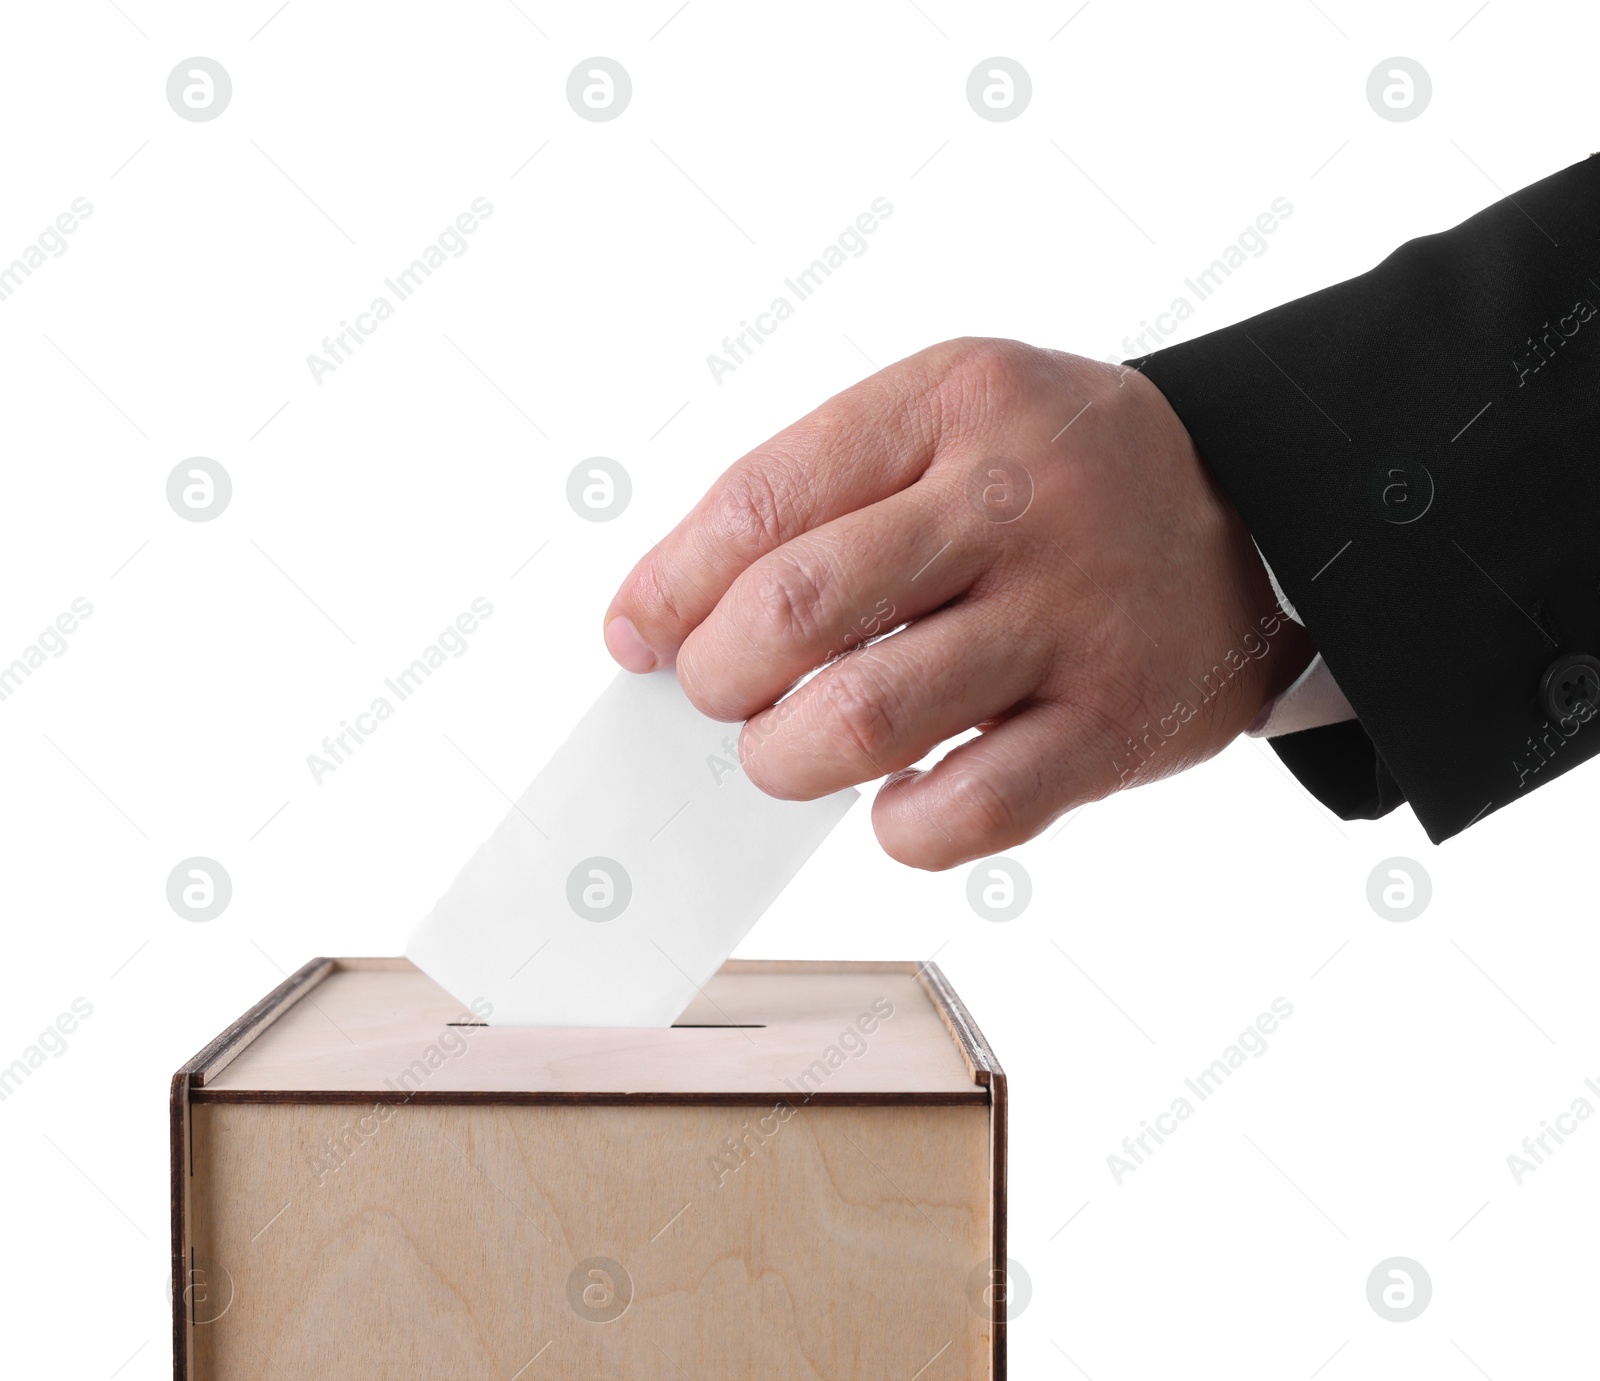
[[1128, 154, 1600, 841]]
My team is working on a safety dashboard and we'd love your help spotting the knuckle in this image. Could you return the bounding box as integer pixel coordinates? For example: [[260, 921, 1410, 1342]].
[[916, 339, 1035, 449], [624, 557, 690, 640], [712, 462, 796, 560], [814, 667, 900, 765], [935, 337, 1030, 417], [746, 556, 830, 647], [943, 768, 1020, 841]]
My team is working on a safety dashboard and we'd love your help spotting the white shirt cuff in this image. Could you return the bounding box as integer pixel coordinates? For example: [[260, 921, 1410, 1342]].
[[1247, 543, 1358, 739]]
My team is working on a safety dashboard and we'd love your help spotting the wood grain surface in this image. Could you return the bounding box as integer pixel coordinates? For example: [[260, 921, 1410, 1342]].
[[189, 1101, 992, 1379]]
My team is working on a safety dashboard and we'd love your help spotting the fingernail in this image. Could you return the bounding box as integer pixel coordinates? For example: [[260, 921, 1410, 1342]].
[[604, 615, 657, 673]]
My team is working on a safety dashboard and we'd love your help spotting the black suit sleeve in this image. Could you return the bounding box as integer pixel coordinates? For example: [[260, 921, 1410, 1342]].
[[1130, 155, 1600, 843]]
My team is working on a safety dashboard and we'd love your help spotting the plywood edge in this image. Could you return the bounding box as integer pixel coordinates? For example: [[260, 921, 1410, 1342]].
[[916, 963, 1007, 1379], [916, 962, 1004, 1087], [186, 1087, 991, 1106], [719, 958, 922, 974], [990, 1066, 1009, 1380], [177, 956, 335, 1088], [169, 1070, 190, 1381], [328, 958, 926, 975], [329, 956, 416, 972]]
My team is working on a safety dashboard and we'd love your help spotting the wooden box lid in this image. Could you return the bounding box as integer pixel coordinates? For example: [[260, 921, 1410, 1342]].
[[185, 957, 1001, 1105]]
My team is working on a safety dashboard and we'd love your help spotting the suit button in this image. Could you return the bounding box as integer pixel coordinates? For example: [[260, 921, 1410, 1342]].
[[1540, 654, 1600, 724]]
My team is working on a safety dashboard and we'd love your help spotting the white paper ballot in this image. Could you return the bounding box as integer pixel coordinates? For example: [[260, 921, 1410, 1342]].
[[407, 670, 857, 1027]]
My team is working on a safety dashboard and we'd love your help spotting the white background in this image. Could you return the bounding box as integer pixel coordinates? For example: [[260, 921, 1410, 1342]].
[[1, 1, 1596, 1377]]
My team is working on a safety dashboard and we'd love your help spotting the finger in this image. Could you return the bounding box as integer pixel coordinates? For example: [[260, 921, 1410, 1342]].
[[676, 482, 987, 721], [737, 601, 1054, 799], [604, 365, 945, 671], [870, 702, 1115, 870]]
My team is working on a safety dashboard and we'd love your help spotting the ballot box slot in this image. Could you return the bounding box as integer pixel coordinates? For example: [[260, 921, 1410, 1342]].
[[442, 1020, 769, 1028]]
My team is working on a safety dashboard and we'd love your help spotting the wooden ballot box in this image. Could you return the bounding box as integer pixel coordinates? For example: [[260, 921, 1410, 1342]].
[[170, 957, 1008, 1379]]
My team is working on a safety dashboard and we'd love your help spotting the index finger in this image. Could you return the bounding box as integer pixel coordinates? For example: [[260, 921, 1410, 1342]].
[[603, 356, 946, 673]]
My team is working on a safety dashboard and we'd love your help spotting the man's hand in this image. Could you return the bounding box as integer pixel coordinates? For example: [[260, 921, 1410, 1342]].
[[604, 338, 1315, 869]]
